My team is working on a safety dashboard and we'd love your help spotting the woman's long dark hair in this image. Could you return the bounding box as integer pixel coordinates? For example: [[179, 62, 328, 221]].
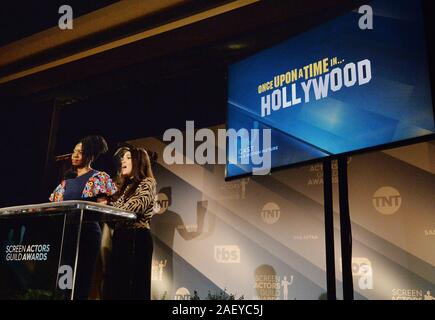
[[113, 145, 157, 201]]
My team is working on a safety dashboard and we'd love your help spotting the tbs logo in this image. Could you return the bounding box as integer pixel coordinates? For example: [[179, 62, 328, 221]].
[[372, 186, 402, 215], [214, 245, 240, 264]]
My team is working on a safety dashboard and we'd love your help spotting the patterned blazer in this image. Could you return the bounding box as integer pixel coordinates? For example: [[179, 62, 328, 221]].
[[111, 177, 157, 229], [49, 171, 117, 202]]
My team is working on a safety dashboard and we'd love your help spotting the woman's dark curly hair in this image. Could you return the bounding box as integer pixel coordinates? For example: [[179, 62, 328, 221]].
[[64, 135, 108, 179], [80, 135, 108, 167]]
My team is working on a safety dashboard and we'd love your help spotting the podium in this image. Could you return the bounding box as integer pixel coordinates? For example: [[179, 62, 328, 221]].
[[0, 201, 136, 300]]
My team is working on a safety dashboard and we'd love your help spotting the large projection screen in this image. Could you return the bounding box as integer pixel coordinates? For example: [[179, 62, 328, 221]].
[[226, 0, 435, 179]]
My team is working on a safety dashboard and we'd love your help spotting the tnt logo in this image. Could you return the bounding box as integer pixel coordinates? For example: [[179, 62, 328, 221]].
[[174, 287, 191, 300], [261, 202, 281, 225], [214, 245, 240, 263], [154, 193, 169, 214], [352, 258, 373, 290], [372, 186, 402, 215]]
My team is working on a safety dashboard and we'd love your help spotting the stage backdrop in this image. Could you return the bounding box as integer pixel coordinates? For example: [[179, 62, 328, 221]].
[[123, 127, 434, 300]]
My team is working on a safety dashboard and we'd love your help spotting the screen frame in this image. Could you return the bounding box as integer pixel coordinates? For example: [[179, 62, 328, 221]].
[[225, 0, 435, 181]]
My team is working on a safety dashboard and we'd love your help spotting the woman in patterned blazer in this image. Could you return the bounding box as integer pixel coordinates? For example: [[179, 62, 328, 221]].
[[104, 145, 157, 300]]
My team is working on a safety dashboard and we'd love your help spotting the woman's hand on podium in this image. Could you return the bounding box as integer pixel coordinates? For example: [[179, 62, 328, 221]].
[[97, 196, 108, 205]]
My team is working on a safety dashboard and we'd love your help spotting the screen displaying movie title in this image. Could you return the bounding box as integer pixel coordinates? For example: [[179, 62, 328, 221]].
[[226, 0, 435, 178], [5, 244, 51, 261]]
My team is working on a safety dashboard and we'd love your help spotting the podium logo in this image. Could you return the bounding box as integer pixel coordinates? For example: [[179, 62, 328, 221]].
[[214, 245, 240, 263], [7, 225, 26, 244], [373, 186, 402, 215], [261, 202, 281, 224], [174, 287, 191, 300], [154, 193, 169, 214]]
